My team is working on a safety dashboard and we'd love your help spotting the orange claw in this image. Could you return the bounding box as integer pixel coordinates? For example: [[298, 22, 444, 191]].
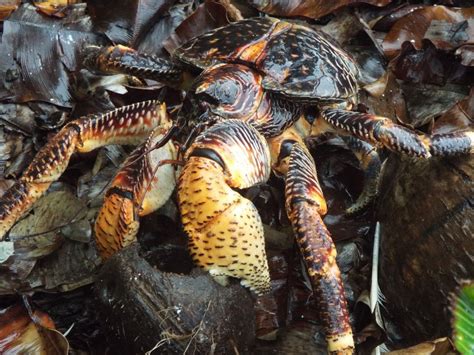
[[0, 100, 167, 241], [178, 120, 272, 294], [95, 124, 177, 260]]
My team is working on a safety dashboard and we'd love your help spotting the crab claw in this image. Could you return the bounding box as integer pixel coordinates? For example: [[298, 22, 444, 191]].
[[95, 125, 177, 260], [178, 120, 272, 294]]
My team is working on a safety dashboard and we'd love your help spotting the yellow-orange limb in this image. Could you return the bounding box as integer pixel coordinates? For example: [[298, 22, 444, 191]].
[[95, 125, 177, 260], [269, 132, 354, 354], [0, 100, 166, 241]]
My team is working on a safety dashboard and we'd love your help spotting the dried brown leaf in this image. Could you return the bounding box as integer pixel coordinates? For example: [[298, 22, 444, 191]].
[[248, 0, 392, 20], [163, 0, 233, 55], [0, 303, 69, 355], [388, 337, 454, 355], [433, 88, 474, 134], [0, 3, 104, 107], [383, 6, 474, 59]]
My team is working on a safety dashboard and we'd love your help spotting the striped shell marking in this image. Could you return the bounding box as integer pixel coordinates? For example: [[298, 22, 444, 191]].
[[192, 64, 302, 138], [175, 17, 359, 102], [186, 120, 271, 189]]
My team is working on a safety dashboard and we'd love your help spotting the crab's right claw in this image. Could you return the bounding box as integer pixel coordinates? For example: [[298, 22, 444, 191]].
[[83, 45, 183, 85], [178, 120, 272, 295], [94, 125, 177, 260], [284, 143, 354, 354]]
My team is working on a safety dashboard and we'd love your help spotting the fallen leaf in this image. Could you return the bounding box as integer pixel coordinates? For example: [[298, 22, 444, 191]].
[[247, 0, 392, 20], [383, 6, 474, 59], [388, 337, 454, 354], [0, 303, 69, 355], [163, 0, 233, 55], [0, 3, 104, 107]]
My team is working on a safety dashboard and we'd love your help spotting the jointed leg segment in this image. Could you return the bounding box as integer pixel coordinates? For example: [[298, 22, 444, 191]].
[[269, 131, 354, 353], [321, 109, 473, 158], [0, 100, 167, 240]]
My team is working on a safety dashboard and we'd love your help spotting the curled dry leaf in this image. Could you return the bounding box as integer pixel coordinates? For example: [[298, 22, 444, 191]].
[[0, 3, 103, 107], [388, 337, 453, 354], [247, 0, 392, 19], [383, 6, 474, 59], [391, 40, 473, 86], [163, 0, 234, 55], [0, 303, 69, 355], [433, 88, 474, 134]]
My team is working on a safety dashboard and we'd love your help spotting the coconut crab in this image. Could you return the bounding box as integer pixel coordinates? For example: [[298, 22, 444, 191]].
[[0, 17, 472, 354]]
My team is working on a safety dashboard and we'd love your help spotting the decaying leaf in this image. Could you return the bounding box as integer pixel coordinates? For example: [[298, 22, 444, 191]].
[[433, 88, 474, 134], [247, 0, 392, 20], [0, 3, 104, 107], [383, 6, 474, 59], [87, 0, 178, 50], [390, 40, 473, 86], [401, 83, 468, 127], [0, 188, 96, 291], [0, 303, 69, 354], [388, 337, 454, 354], [163, 0, 234, 55]]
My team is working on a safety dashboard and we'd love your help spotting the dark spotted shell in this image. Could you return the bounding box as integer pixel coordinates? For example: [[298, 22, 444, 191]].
[[174, 17, 359, 103]]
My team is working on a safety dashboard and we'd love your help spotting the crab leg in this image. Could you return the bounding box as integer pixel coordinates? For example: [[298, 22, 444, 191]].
[[319, 109, 473, 158], [178, 120, 272, 294], [83, 45, 184, 85], [95, 124, 177, 260], [341, 136, 381, 214], [269, 131, 354, 354], [0, 100, 166, 240]]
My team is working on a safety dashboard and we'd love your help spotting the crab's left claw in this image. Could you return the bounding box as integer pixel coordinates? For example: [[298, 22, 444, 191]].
[[95, 125, 177, 260]]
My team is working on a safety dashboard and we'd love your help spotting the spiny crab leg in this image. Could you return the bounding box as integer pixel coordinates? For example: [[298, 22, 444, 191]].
[[178, 119, 272, 294], [319, 109, 473, 158], [270, 133, 354, 354], [0, 100, 167, 240], [95, 124, 177, 260], [83, 45, 184, 85]]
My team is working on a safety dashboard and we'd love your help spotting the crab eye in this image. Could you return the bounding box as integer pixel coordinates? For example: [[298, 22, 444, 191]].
[[213, 79, 240, 105]]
